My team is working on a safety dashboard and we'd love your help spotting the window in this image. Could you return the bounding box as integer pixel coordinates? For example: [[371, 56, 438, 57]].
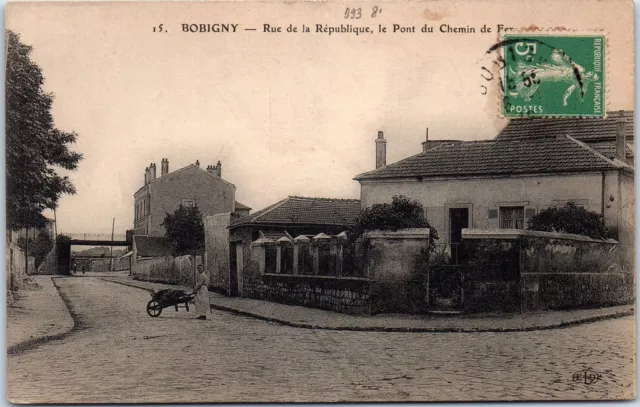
[[182, 199, 195, 208], [500, 206, 525, 229]]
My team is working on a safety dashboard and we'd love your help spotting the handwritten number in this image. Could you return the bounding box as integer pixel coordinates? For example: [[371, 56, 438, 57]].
[[344, 8, 362, 19]]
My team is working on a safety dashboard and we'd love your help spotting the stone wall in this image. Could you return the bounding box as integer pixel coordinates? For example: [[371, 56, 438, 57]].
[[6, 231, 33, 292], [461, 229, 634, 313], [364, 229, 430, 314], [619, 171, 635, 270], [112, 257, 131, 271], [132, 255, 203, 288], [36, 247, 59, 275], [205, 213, 232, 294], [244, 275, 371, 315], [459, 237, 521, 313], [246, 228, 430, 315]]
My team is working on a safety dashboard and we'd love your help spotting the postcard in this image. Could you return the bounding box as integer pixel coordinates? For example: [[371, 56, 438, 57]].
[[5, 0, 635, 403]]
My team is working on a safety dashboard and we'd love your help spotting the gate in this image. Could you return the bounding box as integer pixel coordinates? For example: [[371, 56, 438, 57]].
[[429, 264, 462, 311], [428, 242, 464, 311]]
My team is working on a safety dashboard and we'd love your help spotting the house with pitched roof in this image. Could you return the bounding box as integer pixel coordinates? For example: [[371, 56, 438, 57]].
[[355, 112, 634, 268], [225, 196, 361, 296], [133, 158, 250, 237]]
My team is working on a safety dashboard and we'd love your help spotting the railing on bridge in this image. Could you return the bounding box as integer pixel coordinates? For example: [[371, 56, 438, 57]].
[[59, 233, 127, 242]]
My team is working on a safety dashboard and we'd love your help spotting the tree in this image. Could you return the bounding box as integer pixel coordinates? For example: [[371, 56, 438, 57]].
[[527, 202, 609, 239], [29, 230, 54, 268], [6, 30, 82, 230], [349, 195, 439, 252], [161, 205, 205, 256]]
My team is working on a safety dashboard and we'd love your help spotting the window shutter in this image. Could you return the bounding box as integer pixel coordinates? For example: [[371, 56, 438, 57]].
[[487, 207, 499, 228], [524, 207, 536, 228]]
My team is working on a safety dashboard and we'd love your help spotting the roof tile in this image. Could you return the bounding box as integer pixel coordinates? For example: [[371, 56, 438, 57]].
[[355, 136, 617, 180], [230, 196, 361, 228], [496, 110, 634, 142]]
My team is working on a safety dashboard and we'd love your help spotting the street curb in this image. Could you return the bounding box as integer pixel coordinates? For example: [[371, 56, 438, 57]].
[[7, 277, 76, 356], [208, 304, 635, 333], [101, 277, 635, 333]]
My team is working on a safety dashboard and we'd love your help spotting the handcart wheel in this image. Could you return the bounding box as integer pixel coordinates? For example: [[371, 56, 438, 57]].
[[146, 300, 162, 317]]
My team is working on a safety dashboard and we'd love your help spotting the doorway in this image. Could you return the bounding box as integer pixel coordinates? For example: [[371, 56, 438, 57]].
[[449, 207, 469, 265], [229, 242, 244, 297], [429, 207, 468, 312]]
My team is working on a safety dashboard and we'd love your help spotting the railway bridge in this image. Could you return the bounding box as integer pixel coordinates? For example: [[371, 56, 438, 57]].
[[56, 233, 130, 275]]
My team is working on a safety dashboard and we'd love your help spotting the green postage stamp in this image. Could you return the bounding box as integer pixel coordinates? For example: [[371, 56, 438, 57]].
[[502, 34, 605, 117]]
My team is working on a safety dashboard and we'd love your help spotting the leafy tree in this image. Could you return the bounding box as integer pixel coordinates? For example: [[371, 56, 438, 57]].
[[527, 202, 609, 239], [6, 30, 82, 230], [349, 195, 439, 252], [161, 205, 205, 256], [29, 231, 54, 268]]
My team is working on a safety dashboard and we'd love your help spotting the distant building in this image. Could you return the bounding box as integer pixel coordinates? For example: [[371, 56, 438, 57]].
[[233, 201, 252, 218], [18, 217, 56, 241], [133, 158, 250, 237]]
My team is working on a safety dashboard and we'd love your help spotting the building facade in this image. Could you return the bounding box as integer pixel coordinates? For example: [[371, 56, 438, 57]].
[[355, 113, 635, 269], [133, 158, 245, 237]]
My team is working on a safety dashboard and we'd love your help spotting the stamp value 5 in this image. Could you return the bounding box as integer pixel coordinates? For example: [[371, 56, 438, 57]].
[[502, 35, 605, 117]]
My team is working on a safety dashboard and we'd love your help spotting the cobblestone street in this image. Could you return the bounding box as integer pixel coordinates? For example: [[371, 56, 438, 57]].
[[7, 277, 636, 403]]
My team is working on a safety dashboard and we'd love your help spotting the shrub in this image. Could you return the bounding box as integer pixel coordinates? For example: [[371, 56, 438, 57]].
[[349, 195, 439, 253], [527, 202, 609, 239]]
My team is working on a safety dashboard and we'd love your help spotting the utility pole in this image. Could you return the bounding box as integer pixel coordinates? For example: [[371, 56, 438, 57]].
[[24, 227, 29, 276], [109, 218, 115, 271], [53, 208, 58, 240]]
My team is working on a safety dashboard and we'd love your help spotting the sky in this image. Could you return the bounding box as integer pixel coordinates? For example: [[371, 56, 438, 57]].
[[5, 0, 634, 235]]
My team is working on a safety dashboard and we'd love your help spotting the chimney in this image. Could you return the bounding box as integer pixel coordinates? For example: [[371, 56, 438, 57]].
[[375, 131, 387, 169], [616, 113, 627, 163], [144, 166, 149, 185], [215, 160, 222, 178], [149, 163, 156, 182], [422, 128, 429, 152], [195, 160, 200, 167], [206, 165, 215, 176], [161, 158, 169, 176]]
